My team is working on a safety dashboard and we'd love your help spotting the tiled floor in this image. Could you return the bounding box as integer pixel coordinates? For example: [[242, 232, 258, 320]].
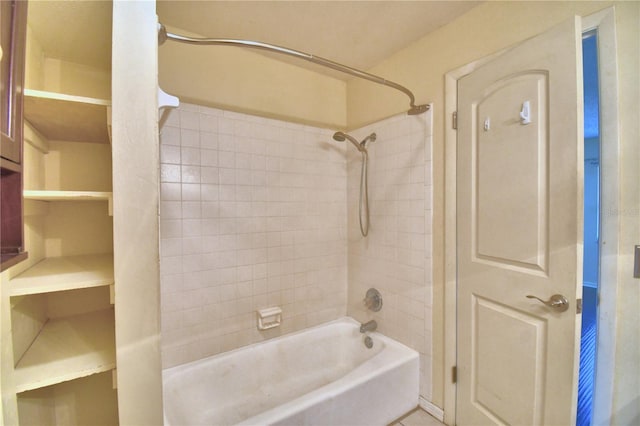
[[391, 408, 445, 426]]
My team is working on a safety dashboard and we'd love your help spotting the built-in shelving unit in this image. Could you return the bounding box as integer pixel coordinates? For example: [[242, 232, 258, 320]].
[[1, 6, 117, 421], [8, 91, 117, 420], [24, 89, 112, 144], [0, 3, 120, 424], [23, 191, 113, 215], [9, 90, 116, 414]]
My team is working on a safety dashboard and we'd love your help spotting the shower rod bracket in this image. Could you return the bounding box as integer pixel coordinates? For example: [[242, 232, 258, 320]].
[[158, 23, 430, 116]]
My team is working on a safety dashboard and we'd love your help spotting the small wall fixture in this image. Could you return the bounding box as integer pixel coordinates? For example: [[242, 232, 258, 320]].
[[520, 100, 531, 125], [257, 307, 282, 330], [158, 87, 179, 130]]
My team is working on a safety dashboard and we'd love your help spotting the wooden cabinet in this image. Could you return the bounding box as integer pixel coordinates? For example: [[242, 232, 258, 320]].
[[0, 0, 28, 271], [0, 0, 27, 164], [0, 167, 27, 269]]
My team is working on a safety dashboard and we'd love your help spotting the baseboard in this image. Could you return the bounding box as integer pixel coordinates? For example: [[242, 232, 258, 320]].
[[419, 396, 444, 422]]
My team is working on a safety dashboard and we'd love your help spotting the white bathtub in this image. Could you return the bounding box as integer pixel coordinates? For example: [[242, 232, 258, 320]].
[[163, 317, 419, 426]]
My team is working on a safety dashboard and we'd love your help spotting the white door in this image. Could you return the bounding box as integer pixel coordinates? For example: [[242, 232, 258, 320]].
[[457, 17, 583, 425]]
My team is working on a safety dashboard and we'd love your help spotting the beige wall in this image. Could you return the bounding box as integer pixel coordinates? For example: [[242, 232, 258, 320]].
[[346, 1, 615, 129], [345, 0, 639, 417], [159, 26, 347, 130]]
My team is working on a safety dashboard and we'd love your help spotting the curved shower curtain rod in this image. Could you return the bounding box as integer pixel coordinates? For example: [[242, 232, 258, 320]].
[[158, 24, 430, 116]]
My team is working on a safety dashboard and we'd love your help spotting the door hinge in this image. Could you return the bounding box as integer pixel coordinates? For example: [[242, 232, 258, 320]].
[[452, 111, 458, 130], [452, 366, 457, 383], [576, 298, 583, 314]]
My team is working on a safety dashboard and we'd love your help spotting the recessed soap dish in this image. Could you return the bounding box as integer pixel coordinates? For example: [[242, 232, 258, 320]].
[[257, 307, 282, 330]]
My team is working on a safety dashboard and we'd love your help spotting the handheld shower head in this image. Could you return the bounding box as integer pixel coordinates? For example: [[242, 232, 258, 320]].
[[332, 130, 376, 237], [332, 131, 362, 151], [332, 131, 347, 142]]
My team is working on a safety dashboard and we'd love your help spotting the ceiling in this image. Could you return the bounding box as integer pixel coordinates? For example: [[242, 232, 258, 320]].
[[157, 1, 480, 79], [27, 1, 481, 77]]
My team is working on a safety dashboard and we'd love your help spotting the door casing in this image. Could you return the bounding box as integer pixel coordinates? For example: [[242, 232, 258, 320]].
[[442, 7, 620, 425]]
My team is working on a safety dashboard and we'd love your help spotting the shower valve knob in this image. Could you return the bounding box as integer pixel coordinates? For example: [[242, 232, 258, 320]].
[[363, 288, 383, 312]]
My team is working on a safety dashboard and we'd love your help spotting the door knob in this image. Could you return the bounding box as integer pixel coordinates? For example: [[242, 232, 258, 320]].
[[526, 294, 569, 312]]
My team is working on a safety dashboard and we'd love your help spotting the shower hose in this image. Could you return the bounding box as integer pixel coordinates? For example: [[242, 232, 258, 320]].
[[359, 151, 370, 237]]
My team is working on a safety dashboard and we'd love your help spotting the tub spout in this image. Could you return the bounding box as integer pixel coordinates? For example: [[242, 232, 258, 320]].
[[360, 320, 377, 333]]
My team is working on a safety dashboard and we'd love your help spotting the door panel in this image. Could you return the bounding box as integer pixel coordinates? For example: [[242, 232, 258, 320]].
[[457, 16, 583, 426], [472, 295, 547, 425], [475, 73, 548, 273]]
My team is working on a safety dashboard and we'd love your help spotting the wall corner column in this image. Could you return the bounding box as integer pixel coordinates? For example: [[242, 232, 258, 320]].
[[112, 1, 163, 424]]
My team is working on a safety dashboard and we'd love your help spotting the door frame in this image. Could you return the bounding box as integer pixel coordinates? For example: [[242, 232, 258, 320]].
[[442, 7, 619, 425]]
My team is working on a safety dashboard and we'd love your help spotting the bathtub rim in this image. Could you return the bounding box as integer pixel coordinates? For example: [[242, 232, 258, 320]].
[[162, 315, 417, 378]]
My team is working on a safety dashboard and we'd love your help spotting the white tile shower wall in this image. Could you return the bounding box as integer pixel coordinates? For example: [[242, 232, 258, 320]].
[[160, 103, 348, 368], [346, 109, 433, 400]]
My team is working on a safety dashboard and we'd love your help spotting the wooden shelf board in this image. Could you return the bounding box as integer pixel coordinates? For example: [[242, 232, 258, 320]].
[[23, 190, 112, 202], [24, 89, 111, 144], [14, 309, 116, 393], [23, 190, 113, 215], [24, 89, 111, 107], [9, 254, 113, 296]]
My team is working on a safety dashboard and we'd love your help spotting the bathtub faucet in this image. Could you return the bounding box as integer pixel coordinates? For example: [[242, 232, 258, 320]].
[[359, 320, 377, 333]]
